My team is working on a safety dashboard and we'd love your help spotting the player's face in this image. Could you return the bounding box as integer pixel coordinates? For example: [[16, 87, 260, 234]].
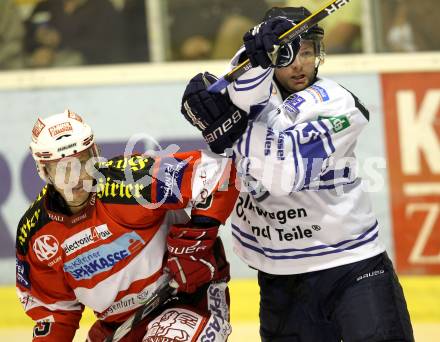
[[44, 149, 94, 207], [274, 40, 317, 93]]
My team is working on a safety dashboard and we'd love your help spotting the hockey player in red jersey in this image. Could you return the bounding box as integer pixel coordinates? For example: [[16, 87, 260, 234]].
[[16, 109, 238, 341]]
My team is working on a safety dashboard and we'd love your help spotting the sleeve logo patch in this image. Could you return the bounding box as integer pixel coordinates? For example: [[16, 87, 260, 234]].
[[319, 115, 350, 133], [306, 85, 330, 102], [156, 157, 187, 204], [16, 259, 31, 289], [283, 94, 306, 115]]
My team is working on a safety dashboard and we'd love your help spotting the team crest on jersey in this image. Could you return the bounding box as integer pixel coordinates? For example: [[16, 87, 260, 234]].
[[33, 235, 59, 262], [283, 94, 305, 115]]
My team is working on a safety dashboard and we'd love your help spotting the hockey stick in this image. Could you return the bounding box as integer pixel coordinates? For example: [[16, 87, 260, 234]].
[[208, 0, 351, 93], [104, 280, 176, 342]]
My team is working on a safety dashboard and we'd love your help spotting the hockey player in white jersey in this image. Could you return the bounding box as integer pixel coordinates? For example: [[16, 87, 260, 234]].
[[179, 6, 414, 342]]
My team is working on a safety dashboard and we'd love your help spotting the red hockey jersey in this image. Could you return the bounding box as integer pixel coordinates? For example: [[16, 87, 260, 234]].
[[16, 151, 237, 341]]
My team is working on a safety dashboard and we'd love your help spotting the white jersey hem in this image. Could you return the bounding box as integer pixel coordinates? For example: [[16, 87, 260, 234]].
[[233, 245, 386, 275]]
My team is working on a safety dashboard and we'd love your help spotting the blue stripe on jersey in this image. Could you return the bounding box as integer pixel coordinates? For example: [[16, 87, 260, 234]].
[[232, 221, 378, 259], [233, 231, 378, 260], [248, 97, 270, 120], [287, 131, 301, 190], [265, 221, 378, 253], [231, 224, 258, 242], [275, 232, 379, 260], [317, 120, 336, 153], [233, 69, 272, 91], [245, 121, 254, 157], [234, 68, 272, 84], [232, 232, 265, 255], [248, 104, 266, 120], [237, 135, 244, 156]]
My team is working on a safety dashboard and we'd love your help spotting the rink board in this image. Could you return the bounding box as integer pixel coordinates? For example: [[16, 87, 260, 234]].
[[1, 277, 439, 341]]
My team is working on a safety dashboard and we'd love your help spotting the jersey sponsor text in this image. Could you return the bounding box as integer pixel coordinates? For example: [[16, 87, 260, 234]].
[[62, 224, 112, 255]]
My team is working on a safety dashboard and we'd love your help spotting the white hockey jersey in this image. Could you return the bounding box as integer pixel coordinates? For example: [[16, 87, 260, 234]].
[[226, 58, 385, 275]]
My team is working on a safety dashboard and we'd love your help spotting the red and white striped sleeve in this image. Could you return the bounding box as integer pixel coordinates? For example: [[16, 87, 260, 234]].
[[16, 251, 83, 341]]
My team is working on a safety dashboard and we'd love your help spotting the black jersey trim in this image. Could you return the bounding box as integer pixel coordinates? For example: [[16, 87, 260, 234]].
[[340, 85, 370, 121]]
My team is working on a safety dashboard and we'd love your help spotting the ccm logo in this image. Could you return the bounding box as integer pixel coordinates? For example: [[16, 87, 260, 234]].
[[204, 110, 242, 143], [168, 245, 207, 255]]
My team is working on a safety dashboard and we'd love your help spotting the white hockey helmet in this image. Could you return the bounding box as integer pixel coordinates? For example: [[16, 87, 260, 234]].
[[30, 109, 98, 182]]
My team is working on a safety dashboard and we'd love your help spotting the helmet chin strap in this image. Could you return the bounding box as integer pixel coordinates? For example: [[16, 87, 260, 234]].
[[46, 169, 54, 185], [68, 195, 91, 208]]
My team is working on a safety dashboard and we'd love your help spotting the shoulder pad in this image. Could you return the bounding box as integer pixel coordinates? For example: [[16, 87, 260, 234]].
[[16, 186, 51, 255]]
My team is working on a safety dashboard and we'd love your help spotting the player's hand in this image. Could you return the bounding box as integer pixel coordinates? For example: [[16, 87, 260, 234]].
[[243, 16, 300, 68], [181, 72, 248, 154], [166, 224, 219, 293]]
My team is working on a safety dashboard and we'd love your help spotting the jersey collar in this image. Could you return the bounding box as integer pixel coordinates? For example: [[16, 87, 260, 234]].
[[45, 187, 97, 227]]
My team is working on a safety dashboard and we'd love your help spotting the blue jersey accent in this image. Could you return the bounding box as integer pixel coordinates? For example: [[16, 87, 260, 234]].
[[16, 259, 31, 289], [156, 157, 188, 204], [232, 222, 379, 260]]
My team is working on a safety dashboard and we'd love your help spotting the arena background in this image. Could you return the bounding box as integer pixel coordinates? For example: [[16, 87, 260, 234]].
[[0, 0, 439, 340]]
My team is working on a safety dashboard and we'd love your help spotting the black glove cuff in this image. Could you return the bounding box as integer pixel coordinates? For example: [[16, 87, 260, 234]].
[[202, 107, 248, 154]]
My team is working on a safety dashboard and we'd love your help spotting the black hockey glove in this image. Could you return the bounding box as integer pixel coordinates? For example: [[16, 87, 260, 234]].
[[181, 72, 248, 154], [243, 16, 300, 69]]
